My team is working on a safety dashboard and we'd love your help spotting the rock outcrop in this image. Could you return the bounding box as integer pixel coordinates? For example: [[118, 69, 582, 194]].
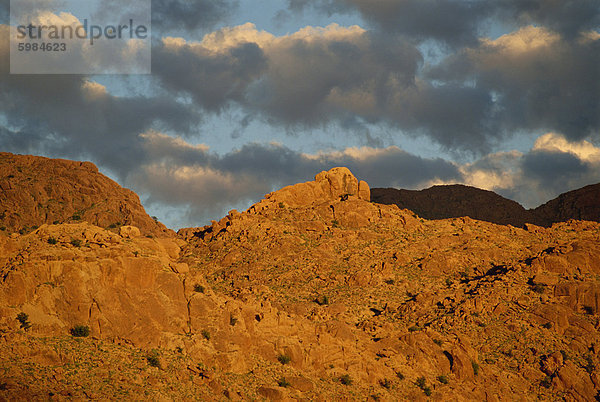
[[266, 167, 370, 207], [0, 152, 172, 236]]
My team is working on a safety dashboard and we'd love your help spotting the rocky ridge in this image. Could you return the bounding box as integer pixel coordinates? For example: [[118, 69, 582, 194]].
[[1, 163, 599, 400], [0, 152, 172, 237], [372, 183, 600, 227]]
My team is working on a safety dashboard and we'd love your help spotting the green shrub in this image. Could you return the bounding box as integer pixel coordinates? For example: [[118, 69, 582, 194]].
[[70, 325, 90, 337], [423, 386, 432, 396], [70, 239, 82, 247], [584, 355, 595, 374], [437, 375, 448, 384], [201, 330, 211, 340], [531, 283, 545, 294], [47, 237, 58, 245], [433, 339, 442, 346], [471, 361, 480, 376], [71, 214, 81, 221], [278, 202, 285, 209], [314, 295, 329, 306], [396, 372, 405, 380], [229, 316, 238, 326], [379, 378, 392, 389], [146, 352, 160, 368], [408, 325, 420, 332], [277, 377, 290, 388], [415, 376, 426, 389], [0, 226, 6, 231], [193, 284, 205, 293], [340, 374, 352, 385], [540, 375, 552, 388], [277, 354, 291, 365], [16, 312, 31, 330]]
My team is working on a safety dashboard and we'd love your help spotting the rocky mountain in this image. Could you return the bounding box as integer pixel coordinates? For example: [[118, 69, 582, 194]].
[[534, 183, 600, 227], [1, 162, 599, 400], [372, 182, 600, 227], [371, 185, 531, 226], [0, 152, 172, 237]]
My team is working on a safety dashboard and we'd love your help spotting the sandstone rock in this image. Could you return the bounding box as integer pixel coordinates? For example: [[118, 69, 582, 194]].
[[265, 167, 369, 207], [541, 352, 563, 375], [288, 376, 314, 392], [532, 272, 558, 287], [257, 386, 286, 401], [0, 152, 172, 237], [358, 180, 370, 201], [555, 361, 596, 400], [120, 225, 141, 238]]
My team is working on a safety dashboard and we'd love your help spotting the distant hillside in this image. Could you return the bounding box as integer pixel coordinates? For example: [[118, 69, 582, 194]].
[[533, 183, 600, 227], [372, 183, 600, 227], [0, 152, 172, 236], [371, 185, 531, 226]]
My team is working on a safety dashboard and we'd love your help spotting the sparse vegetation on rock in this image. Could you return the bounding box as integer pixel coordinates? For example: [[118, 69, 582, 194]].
[[70, 325, 90, 337], [16, 313, 31, 330], [277, 354, 291, 365]]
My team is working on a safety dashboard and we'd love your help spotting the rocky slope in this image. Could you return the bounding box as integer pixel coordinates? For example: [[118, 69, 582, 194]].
[[0, 152, 172, 236], [1, 164, 600, 400], [372, 182, 600, 227]]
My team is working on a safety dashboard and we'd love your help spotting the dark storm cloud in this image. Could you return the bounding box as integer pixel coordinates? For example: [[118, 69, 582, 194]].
[[499, 0, 600, 40], [151, 0, 238, 32], [288, 0, 490, 47], [522, 150, 590, 188], [289, 0, 600, 45], [428, 27, 600, 143], [151, 25, 504, 151], [152, 40, 268, 112]]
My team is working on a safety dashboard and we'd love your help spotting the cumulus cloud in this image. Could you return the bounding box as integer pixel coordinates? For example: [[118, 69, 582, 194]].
[[153, 23, 513, 151]]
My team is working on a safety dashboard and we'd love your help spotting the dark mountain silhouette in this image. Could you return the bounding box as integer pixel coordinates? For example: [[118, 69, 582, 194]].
[[372, 183, 600, 227], [533, 183, 600, 227]]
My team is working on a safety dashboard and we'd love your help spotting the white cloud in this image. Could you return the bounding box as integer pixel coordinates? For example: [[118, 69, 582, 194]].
[[532, 132, 600, 163]]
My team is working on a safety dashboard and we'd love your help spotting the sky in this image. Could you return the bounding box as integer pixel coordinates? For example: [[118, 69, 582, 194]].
[[1, 0, 599, 229]]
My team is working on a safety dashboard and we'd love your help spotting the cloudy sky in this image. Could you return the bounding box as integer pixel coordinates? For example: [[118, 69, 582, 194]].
[[1, 0, 599, 228]]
